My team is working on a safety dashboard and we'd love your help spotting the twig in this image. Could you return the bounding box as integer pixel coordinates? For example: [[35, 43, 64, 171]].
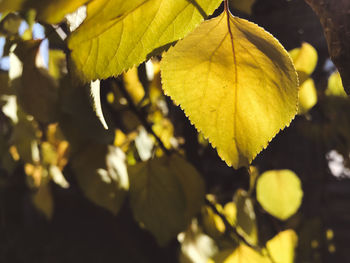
[[114, 78, 171, 156], [205, 197, 277, 263]]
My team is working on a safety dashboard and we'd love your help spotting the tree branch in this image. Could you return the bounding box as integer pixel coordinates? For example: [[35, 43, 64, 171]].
[[305, 0, 350, 95]]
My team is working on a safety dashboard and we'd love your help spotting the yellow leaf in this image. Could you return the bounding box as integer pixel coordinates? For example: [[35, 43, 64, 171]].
[[210, 245, 270, 263], [128, 154, 205, 245], [289, 42, 318, 84], [223, 202, 237, 226], [123, 67, 145, 105], [202, 204, 226, 238], [298, 78, 317, 114], [68, 0, 222, 81], [161, 11, 298, 168], [256, 170, 303, 220], [266, 230, 298, 263], [326, 71, 347, 97], [30, 0, 88, 24], [229, 0, 255, 15], [0, 0, 87, 24]]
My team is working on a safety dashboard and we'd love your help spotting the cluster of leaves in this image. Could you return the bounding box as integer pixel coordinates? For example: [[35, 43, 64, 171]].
[[0, 0, 349, 262]]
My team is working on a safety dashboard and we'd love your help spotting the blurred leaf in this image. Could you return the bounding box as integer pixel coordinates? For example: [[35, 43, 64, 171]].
[[223, 202, 237, 227], [0, 0, 23, 13], [209, 245, 270, 263], [28, 0, 88, 24], [202, 204, 226, 238], [14, 40, 59, 123], [72, 144, 129, 215], [12, 113, 40, 163], [128, 154, 205, 245], [123, 67, 145, 105], [0, 13, 22, 36], [298, 78, 317, 114], [266, 229, 298, 263], [229, 0, 255, 15], [326, 71, 347, 97], [179, 219, 218, 263], [0, 0, 87, 24], [32, 180, 54, 220], [0, 71, 12, 96], [256, 170, 303, 221], [68, 0, 222, 81], [234, 189, 258, 245], [48, 49, 67, 79], [161, 11, 298, 168], [289, 42, 318, 84]]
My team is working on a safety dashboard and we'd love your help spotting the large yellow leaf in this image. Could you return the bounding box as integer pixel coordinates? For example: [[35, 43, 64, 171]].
[[160, 11, 298, 168], [68, 0, 222, 81], [256, 170, 303, 221], [128, 154, 205, 245], [266, 230, 298, 263]]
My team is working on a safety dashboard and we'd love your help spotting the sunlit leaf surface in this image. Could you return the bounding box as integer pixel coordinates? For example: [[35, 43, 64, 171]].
[[161, 11, 298, 168], [68, 0, 222, 81], [267, 229, 298, 263], [256, 169, 303, 220]]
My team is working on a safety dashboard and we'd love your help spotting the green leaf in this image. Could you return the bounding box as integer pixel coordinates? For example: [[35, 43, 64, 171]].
[[160, 11, 298, 168], [234, 189, 258, 245], [128, 154, 205, 245], [71, 144, 129, 215], [209, 245, 270, 263], [68, 0, 222, 81], [256, 170, 303, 221], [266, 230, 298, 263]]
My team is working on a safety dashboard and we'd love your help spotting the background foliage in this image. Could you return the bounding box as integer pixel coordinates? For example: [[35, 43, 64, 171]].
[[0, 0, 349, 262]]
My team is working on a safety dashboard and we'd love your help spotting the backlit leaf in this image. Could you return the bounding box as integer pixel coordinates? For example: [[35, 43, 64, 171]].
[[289, 42, 318, 84], [161, 11, 298, 168], [298, 78, 317, 114], [128, 154, 205, 245], [256, 170, 303, 220], [326, 71, 347, 97], [68, 0, 222, 81], [266, 230, 298, 263]]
